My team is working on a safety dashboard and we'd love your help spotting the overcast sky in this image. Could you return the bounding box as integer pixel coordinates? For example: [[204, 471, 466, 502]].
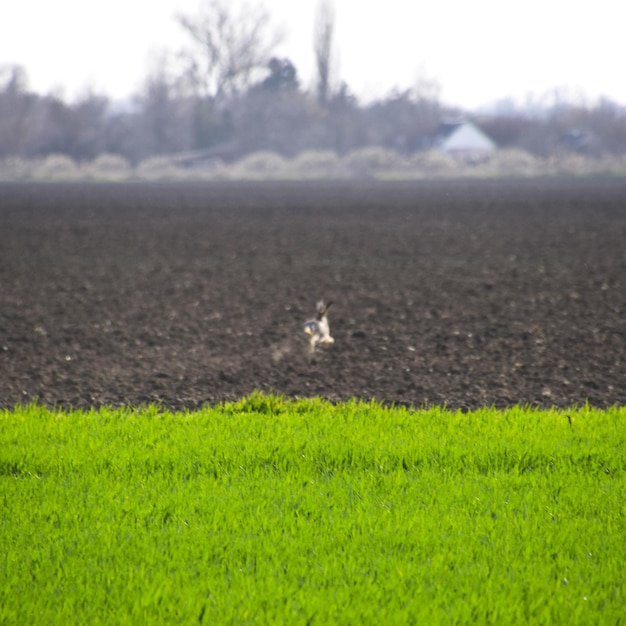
[[1, 0, 623, 109]]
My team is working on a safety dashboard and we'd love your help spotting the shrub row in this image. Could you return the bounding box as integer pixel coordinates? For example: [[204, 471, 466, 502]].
[[2, 148, 626, 182]]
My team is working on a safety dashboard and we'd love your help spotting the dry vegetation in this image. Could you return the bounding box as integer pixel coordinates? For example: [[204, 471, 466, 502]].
[[2, 148, 626, 183]]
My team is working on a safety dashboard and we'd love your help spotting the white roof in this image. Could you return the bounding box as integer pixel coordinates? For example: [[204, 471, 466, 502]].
[[439, 122, 496, 152]]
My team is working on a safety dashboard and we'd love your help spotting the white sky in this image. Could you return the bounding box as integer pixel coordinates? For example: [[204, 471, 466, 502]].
[[1, 0, 623, 110]]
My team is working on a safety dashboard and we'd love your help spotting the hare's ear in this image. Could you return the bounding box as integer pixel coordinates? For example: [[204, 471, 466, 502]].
[[324, 301, 333, 312]]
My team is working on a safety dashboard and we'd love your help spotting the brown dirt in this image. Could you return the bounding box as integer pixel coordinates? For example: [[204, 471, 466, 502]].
[[1, 178, 625, 410]]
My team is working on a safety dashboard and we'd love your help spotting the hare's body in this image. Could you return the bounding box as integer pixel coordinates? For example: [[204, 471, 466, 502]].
[[304, 300, 334, 353]]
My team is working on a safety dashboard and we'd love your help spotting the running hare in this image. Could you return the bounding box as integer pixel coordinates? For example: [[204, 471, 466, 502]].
[[304, 300, 334, 353]]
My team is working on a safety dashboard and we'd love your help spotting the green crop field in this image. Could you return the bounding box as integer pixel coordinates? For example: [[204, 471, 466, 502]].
[[1, 394, 625, 625]]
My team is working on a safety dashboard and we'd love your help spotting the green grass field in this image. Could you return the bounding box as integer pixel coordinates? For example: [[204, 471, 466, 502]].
[[1, 394, 624, 625]]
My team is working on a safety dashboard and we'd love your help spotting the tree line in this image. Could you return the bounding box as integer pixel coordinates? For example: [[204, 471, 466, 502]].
[[1, 0, 625, 165]]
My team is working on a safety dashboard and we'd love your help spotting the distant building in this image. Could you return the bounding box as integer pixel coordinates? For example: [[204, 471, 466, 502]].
[[434, 120, 496, 162], [172, 140, 242, 168], [560, 128, 601, 156]]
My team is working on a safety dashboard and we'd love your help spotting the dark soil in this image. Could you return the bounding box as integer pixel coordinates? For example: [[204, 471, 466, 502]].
[[1, 178, 625, 410]]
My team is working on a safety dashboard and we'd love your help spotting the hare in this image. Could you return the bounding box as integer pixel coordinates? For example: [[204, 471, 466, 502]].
[[303, 300, 334, 353]]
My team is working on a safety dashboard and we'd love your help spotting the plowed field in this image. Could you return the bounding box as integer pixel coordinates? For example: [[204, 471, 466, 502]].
[[1, 179, 624, 409]]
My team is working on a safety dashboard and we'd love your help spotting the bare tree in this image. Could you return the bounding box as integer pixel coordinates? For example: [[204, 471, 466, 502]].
[[0, 67, 22, 156], [314, 0, 336, 107], [176, 0, 283, 101], [134, 53, 194, 156]]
